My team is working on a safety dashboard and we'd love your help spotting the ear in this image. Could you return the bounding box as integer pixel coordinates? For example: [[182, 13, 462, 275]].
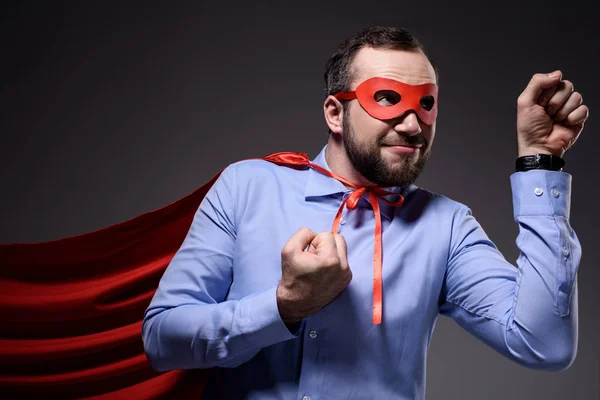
[[323, 95, 345, 135]]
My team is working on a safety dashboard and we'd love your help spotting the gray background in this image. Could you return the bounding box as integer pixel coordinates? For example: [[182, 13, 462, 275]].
[[1, 1, 598, 399]]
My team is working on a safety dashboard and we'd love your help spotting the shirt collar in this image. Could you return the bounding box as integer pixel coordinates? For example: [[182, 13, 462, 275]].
[[304, 144, 409, 221]]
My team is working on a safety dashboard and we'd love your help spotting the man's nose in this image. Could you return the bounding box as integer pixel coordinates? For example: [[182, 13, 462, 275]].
[[393, 111, 422, 135]]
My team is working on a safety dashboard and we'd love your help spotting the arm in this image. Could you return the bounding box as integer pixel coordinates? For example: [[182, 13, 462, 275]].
[[141, 164, 301, 372], [439, 169, 581, 371]]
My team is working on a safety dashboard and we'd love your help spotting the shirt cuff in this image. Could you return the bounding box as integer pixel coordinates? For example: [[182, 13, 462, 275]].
[[235, 285, 304, 349], [510, 170, 572, 219]]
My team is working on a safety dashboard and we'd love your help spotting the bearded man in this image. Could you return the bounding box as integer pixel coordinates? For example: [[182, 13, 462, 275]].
[[142, 25, 588, 400]]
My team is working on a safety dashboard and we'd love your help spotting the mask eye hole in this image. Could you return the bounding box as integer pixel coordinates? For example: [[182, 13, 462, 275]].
[[420, 96, 435, 111], [374, 90, 401, 106]]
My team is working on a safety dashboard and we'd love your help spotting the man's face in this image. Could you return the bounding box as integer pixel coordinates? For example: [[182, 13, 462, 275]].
[[341, 47, 437, 188]]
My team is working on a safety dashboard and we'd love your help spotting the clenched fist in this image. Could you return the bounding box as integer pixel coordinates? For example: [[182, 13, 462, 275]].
[[276, 227, 352, 324], [516, 70, 589, 158]]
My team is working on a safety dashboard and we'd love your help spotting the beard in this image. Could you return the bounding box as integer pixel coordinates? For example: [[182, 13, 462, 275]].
[[342, 112, 431, 188]]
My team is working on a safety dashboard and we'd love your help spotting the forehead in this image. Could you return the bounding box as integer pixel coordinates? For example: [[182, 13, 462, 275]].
[[350, 46, 437, 88]]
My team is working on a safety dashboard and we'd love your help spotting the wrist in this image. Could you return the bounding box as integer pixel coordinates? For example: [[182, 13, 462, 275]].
[[276, 284, 304, 324], [517, 145, 564, 159]]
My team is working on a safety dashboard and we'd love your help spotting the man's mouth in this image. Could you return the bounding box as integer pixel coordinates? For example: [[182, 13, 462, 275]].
[[384, 145, 420, 154], [383, 144, 422, 148]]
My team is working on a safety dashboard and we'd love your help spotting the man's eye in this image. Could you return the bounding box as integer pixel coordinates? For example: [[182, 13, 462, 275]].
[[374, 90, 401, 106], [420, 96, 435, 111]]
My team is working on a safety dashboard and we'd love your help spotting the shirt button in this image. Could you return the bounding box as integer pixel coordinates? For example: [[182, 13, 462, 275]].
[[308, 329, 318, 339], [552, 188, 561, 197], [534, 187, 544, 196], [303, 395, 311, 400], [340, 216, 346, 225], [563, 246, 569, 257]]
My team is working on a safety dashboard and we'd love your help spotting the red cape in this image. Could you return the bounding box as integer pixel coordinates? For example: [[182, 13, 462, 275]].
[[0, 151, 310, 399]]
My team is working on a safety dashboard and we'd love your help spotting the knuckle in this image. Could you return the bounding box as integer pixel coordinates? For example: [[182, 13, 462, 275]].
[[334, 234, 346, 245], [345, 270, 353, 284], [578, 106, 590, 120], [281, 246, 292, 258], [299, 227, 311, 235], [314, 232, 325, 240], [323, 233, 336, 245], [562, 80, 574, 91], [547, 97, 560, 107]]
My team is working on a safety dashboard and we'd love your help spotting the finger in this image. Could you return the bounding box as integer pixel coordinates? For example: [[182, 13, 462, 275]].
[[311, 232, 337, 254], [552, 91, 583, 122], [332, 234, 349, 269], [538, 85, 559, 108], [518, 71, 562, 107], [563, 104, 589, 126], [284, 227, 317, 254], [306, 241, 318, 254], [546, 80, 575, 116]]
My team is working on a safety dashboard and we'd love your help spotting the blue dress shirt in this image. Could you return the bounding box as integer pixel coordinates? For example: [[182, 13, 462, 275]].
[[142, 144, 580, 400]]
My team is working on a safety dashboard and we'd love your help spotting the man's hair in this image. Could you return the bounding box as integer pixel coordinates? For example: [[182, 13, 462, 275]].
[[324, 25, 439, 106]]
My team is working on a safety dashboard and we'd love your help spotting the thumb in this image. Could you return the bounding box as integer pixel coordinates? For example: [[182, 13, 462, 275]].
[[519, 70, 562, 107], [284, 227, 318, 253]]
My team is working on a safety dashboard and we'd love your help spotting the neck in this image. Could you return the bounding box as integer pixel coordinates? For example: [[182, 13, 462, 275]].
[[325, 134, 376, 189]]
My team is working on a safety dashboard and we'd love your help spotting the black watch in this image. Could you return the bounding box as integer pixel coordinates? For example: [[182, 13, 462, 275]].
[[515, 153, 565, 172]]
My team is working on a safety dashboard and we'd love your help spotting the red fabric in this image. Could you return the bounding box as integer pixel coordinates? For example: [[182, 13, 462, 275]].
[[0, 150, 403, 398]]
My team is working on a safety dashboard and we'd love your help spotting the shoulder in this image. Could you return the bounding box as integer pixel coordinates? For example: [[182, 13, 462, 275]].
[[228, 158, 283, 174], [408, 185, 468, 210], [227, 158, 306, 180], [221, 158, 308, 196], [404, 185, 471, 220]]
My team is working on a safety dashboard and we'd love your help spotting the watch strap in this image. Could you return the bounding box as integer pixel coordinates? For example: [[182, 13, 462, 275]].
[[515, 153, 565, 172]]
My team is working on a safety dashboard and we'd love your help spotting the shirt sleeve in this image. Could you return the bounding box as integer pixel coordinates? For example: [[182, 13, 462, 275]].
[[439, 169, 581, 371], [141, 164, 302, 372]]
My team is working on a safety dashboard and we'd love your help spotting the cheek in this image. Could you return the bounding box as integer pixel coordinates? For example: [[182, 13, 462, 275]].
[[424, 123, 436, 144], [415, 118, 434, 144], [351, 107, 389, 138]]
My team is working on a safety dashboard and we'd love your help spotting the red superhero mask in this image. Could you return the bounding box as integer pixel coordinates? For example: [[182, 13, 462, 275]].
[[333, 77, 439, 125]]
